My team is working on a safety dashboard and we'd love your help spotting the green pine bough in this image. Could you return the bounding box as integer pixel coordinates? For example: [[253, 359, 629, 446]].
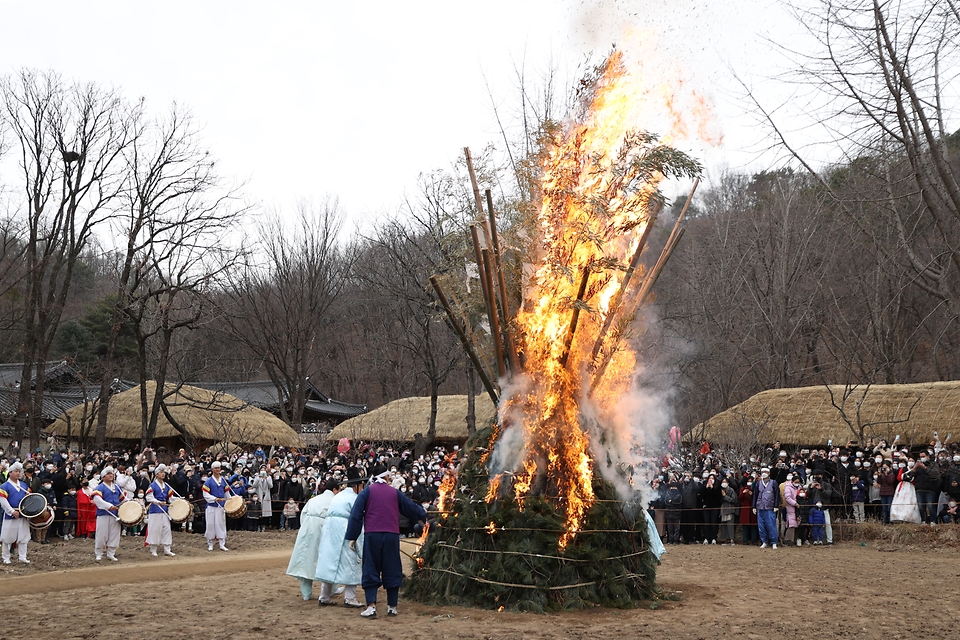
[[404, 426, 658, 612]]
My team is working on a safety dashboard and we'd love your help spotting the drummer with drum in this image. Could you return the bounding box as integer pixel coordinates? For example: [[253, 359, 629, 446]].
[[145, 464, 183, 557], [91, 466, 128, 562], [0, 462, 32, 564], [203, 461, 236, 552]]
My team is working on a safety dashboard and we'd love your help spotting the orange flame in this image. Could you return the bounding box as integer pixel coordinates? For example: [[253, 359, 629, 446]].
[[485, 521, 498, 535], [436, 470, 457, 517], [485, 473, 502, 503], [496, 50, 686, 550]]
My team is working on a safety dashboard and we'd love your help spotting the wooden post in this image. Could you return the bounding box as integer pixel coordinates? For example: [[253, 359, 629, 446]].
[[558, 267, 591, 369], [471, 224, 496, 340], [482, 248, 506, 378], [485, 188, 521, 372], [589, 200, 662, 365], [464, 147, 486, 223], [430, 276, 499, 405]]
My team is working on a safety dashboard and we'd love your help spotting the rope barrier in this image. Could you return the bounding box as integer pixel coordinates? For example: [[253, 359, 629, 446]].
[[433, 540, 650, 562]]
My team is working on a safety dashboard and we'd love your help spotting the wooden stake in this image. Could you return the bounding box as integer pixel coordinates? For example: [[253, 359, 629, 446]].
[[471, 224, 496, 338], [430, 276, 499, 405], [558, 267, 591, 369], [482, 248, 506, 378], [485, 188, 521, 372], [589, 200, 662, 365], [464, 147, 486, 223]]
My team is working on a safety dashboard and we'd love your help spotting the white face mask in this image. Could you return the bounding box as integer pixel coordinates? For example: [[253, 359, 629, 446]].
[[875, 458, 883, 464], [908, 461, 915, 468], [761, 473, 770, 479], [840, 457, 848, 462], [721, 483, 728, 488]]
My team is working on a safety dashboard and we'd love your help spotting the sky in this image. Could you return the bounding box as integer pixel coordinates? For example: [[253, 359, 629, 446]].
[[0, 0, 807, 231]]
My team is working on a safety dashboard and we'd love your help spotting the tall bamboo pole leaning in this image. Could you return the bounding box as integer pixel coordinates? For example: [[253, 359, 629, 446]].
[[470, 224, 496, 336], [430, 276, 499, 405], [558, 266, 592, 369], [481, 248, 506, 378], [485, 188, 521, 372], [590, 179, 699, 391], [589, 200, 662, 366], [464, 147, 487, 223]]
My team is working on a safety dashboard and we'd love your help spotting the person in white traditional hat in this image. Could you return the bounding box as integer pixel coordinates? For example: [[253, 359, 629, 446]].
[[202, 461, 235, 551], [92, 466, 128, 561], [0, 462, 32, 564], [145, 464, 179, 557]]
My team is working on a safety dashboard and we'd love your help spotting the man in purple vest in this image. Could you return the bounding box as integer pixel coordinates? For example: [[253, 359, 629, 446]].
[[346, 469, 426, 619]]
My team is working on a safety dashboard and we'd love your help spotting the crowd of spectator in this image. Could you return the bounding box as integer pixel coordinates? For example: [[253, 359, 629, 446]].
[[0, 439, 460, 543], [648, 434, 960, 547]]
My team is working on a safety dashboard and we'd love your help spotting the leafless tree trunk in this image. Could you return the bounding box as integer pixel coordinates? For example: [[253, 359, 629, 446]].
[[1, 69, 133, 449], [218, 200, 351, 427]]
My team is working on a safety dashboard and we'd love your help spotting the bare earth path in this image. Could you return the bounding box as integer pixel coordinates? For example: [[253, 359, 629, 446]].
[[2, 531, 958, 640]]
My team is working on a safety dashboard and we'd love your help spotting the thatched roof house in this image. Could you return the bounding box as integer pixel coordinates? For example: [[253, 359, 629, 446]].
[[326, 395, 497, 444], [47, 382, 301, 448], [698, 382, 960, 446]]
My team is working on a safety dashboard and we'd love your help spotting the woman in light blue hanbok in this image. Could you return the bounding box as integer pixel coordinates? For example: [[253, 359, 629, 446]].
[[315, 474, 366, 607], [286, 481, 339, 600]]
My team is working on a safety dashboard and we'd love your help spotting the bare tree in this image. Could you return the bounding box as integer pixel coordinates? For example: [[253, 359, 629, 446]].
[[219, 200, 351, 427], [0, 69, 133, 449], [90, 103, 225, 445], [755, 0, 960, 317]]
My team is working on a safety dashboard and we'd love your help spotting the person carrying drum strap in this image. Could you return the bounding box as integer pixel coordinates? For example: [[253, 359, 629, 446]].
[[92, 466, 127, 562], [0, 462, 31, 565], [145, 464, 177, 557], [202, 461, 234, 551]]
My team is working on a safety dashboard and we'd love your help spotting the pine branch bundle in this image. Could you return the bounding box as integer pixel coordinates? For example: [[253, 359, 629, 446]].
[[405, 426, 658, 612]]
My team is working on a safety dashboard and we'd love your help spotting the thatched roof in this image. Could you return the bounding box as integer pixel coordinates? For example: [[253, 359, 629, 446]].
[[698, 382, 960, 446], [326, 395, 497, 443], [47, 382, 301, 447]]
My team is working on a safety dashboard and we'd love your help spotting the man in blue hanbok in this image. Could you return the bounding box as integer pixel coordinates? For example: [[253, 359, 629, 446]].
[[315, 469, 366, 608]]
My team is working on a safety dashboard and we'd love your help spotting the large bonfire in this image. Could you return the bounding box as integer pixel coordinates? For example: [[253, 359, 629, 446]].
[[407, 50, 701, 611]]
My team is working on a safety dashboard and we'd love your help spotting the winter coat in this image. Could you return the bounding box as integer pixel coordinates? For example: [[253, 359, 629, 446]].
[[680, 480, 700, 509], [738, 485, 756, 524], [850, 480, 867, 503], [784, 482, 801, 528], [664, 487, 683, 515], [808, 505, 826, 526], [913, 462, 941, 492], [250, 474, 273, 518], [314, 489, 363, 586], [877, 470, 898, 497], [720, 486, 738, 520]]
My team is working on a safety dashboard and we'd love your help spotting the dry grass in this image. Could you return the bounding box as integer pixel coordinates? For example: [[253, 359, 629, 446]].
[[829, 520, 960, 548], [698, 381, 960, 446]]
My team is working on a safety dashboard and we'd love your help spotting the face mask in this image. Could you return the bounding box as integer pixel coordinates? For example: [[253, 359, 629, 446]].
[[908, 462, 915, 469], [954, 456, 960, 463], [248, 489, 255, 494], [898, 463, 905, 469], [86, 466, 93, 472], [761, 473, 770, 479], [286, 467, 293, 473], [854, 462, 861, 467], [876, 458, 883, 464], [42, 484, 52, 490], [840, 457, 848, 462], [749, 458, 756, 463], [68, 490, 76, 496], [920, 458, 928, 463], [149, 466, 155, 472], [721, 483, 728, 488]]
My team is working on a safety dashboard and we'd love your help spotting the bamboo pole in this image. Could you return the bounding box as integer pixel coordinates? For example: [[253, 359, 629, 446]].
[[430, 276, 499, 405], [485, 188, 521, 372], [482, 248, 506, 378], [589, 200, 662, 365], [558, 267, 591, 369], [471, 224, 496, 338], [464, 147, 486, 223], [589, 179, 699, 390]]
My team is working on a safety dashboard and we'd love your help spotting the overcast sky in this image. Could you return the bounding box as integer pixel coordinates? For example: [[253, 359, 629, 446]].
[[0, 0, 806, 230]]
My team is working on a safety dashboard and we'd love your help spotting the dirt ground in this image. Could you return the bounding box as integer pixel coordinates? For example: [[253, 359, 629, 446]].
[[2, 530, 959, 640]]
